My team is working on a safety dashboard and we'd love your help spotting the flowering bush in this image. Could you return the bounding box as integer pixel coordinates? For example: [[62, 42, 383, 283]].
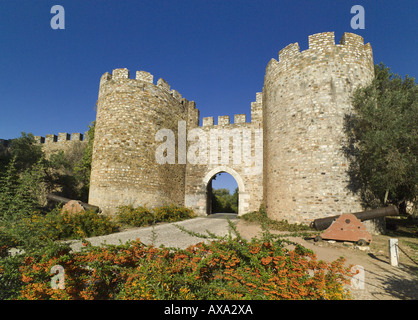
[[8, 227, 354, 300]]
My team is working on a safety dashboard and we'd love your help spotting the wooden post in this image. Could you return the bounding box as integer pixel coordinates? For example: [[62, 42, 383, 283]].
[[389, 238, 399, 267]]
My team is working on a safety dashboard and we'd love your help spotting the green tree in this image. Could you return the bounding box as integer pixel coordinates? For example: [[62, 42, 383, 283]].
[[74, 121, 95, 202], [0, 132, 44, 175], [212, 188, 238, 213], [0, 133, 48, 222], [44, 121, 95, 202], [345, 63, 418, 211], [0, 157, 19, 220], [0, 157, 46, 222], [230, 187, 238, 213]]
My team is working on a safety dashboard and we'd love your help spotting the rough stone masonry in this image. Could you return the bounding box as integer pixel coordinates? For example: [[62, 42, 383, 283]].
[[34, 32, 376, 231]]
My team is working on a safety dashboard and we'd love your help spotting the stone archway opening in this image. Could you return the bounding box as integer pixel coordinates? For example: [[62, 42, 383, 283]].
[[203, 166, 246, 216], [206, 172, 239, 215]]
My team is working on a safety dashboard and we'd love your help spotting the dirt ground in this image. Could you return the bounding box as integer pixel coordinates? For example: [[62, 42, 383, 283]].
[[235, 219, 418, 300]]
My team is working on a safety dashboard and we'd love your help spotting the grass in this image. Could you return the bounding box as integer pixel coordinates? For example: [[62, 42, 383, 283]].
[[239, 207, 314, 232]]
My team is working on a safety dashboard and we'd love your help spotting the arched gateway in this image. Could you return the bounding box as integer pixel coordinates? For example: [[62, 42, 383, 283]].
[[87, 32, 375, 229], [203, 167, 244, 215], [184, 160, 262, 216]]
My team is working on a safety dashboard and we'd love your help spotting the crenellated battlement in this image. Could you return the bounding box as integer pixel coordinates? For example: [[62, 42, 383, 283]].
[[276, 32, 373, 64], [99, 68, 185, 102], [201, 114, 245, 126], [308, 31, 336, 50], [0, 133, 87, 147], [88, 31, 377, 221], [34, 132, 87, 144], [201, 92, 263, 128], [339, 32, 366, 48], [278, 43, 300, 61]]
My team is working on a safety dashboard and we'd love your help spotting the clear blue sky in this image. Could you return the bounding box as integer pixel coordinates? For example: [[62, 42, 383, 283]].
[[1, 0, 417, 191]]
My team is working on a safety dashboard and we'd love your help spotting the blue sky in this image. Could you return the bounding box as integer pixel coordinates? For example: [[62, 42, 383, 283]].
[[0, 0, 417, 191]]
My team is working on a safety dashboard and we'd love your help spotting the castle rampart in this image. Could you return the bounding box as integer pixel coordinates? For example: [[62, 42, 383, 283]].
[[263, 32, 374, 225], [184, 92, 264, 216], [1, 31, 380, 231], [32, 132, 87, 158], [89, 68, 198, 215], [34, 132, 86, 144], [0, 132, 87, 159], [83, 31, 377, 231]]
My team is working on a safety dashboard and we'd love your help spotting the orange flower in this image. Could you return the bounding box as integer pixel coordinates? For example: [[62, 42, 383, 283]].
[[21, 274, 33, 283], [261, 256, 273, 265]]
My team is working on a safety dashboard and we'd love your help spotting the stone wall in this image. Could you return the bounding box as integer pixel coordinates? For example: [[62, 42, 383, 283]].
[[84, 31, 377, 230], [88, 68, 198, 215], [184, 92, 263, 216], [34, 133, 87, 159], [2, 31, 381, 230], [263, 32, 374, 224], [0, 134, 87, 161], [88, 68, 264, 217]]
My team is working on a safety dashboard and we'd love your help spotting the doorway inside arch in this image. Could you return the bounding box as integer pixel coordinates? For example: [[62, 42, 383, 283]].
[[206, 172, 238, 215]]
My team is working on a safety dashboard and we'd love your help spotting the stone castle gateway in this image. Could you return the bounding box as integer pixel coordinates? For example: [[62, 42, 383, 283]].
[[37, 32, 376, 225]]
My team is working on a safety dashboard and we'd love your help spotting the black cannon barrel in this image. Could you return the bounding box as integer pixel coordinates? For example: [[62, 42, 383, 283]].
[[311, 205, 399, 231], [46, 194, 101, 213]]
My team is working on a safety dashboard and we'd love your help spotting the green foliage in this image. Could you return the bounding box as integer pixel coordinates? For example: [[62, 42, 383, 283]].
[[0, 156, 47, 252], [74, 121, 95, 201], [116, 204, 196, 228], [0, 253, 26, 299], [3, 133, 44, 173], [0, 123, 114, 299], [0, 208, 118, 265], [0, 133, 47, 217], [8, 226, 353, 300], [12, 209, 119, 247], [116, 205, 156, 227], [46, 149, 83, 200], [345, 63, 418, 209], [240, 207, 312, 232], [45, 121, 95, 202], [0, 157, 47, 223], [212, 188, 238, 213], [0, 122, 109, 254], [0, 240, 72, 300], [154, 204, 196, 223]]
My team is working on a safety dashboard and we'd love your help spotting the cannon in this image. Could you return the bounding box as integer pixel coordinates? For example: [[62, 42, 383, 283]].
[[311, 206, 399, 230], [311, 205, 399, 245], [46, 194, 101, 213]]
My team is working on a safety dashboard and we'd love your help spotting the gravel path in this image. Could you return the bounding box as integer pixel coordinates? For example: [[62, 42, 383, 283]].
[[68, 213, 237, 252]]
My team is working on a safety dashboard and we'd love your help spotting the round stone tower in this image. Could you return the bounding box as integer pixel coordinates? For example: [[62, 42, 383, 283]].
[[89, 68, 196, 215], [263, 32, 374, 224]]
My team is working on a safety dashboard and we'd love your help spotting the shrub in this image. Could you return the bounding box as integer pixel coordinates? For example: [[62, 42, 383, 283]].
[[116, 205, 156, 227], [0, 254, 26, 299], [0, 227, 18, 258], [10, 226, 354, 300], [116, 205, 196, 227], [154, 204, 196, 223], [55, 210, 119, 239], [5, 209, 119, 252]]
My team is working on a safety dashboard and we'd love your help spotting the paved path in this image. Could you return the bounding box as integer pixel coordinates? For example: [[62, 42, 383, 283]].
[[69, 213, 238, 252]]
